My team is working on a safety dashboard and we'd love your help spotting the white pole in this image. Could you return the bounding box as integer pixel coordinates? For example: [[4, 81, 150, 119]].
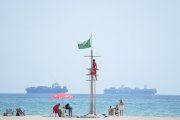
[[90, 49, 93, 114]]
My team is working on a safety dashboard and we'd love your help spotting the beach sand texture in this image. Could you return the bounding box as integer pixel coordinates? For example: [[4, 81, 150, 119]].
[[0, 116, 180, 120]]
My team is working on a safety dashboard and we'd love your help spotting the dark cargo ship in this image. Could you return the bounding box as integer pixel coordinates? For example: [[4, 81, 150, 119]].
[[104, 85, 157, 95], [25, 83, 68, 93]]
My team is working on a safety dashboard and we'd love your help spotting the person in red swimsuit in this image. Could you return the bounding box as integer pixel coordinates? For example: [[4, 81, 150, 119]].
[[91, 59, 97, 80]]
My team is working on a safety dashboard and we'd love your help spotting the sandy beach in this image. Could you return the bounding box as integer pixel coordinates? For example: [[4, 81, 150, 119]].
[[0, 116, 180, 120]]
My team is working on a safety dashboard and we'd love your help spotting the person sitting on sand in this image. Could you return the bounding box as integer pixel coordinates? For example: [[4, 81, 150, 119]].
[[115, 104, 119, 116], [3, 108, 13, 116], [16, 108, 25, 116], [108, 106, 115, 116]]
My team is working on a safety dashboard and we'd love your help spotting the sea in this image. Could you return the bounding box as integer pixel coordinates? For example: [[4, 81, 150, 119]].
[[0, 94, 180, 116]]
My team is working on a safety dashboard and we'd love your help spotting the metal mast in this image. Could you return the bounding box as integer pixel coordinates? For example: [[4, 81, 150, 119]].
[[84, 49, 100, 115]]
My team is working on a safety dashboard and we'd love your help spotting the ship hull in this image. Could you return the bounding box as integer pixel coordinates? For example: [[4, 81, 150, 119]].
[[104, 87, 157, 95]]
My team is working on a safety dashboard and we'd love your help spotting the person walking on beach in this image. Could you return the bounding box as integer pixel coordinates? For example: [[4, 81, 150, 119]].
[[91, 59, 97, 80], [119, 99, 124, 116]]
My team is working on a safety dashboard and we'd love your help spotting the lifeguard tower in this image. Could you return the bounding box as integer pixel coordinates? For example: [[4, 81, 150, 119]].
[[78, 35, 100, 117]]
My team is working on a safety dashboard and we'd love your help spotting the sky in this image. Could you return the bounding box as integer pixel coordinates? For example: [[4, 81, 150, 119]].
[[0, 0, 180, 95]]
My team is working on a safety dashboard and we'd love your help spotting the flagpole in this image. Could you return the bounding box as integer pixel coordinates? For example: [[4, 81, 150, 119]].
[[82, 34, 101, 117], [90, 33, 93, 114], [91, 34, 96, 115], [90, 49, 93, 114]]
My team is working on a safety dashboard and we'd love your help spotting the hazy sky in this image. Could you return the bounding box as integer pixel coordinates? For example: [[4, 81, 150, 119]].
[[0, 0, 180, 94]]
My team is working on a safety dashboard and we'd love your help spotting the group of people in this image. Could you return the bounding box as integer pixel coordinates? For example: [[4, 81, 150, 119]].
[[108, 99, 124, 116], [3, 100, 123, 117], [52, 103, 72, 117]]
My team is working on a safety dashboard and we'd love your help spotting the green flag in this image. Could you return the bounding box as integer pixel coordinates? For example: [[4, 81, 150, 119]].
[[78, 36, 91, 49]]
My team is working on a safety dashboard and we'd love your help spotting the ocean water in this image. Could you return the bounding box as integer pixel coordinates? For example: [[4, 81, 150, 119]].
[[0, 94, 180, 116]]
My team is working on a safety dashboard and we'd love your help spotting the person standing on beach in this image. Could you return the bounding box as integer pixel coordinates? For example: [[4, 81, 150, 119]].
[[65, 103, 72, 117], [91, 59, 97, 80], [119, 99, 124, 116]]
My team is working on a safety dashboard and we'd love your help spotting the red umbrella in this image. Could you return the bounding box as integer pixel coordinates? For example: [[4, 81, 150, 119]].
[[51, 92, 74, 99]]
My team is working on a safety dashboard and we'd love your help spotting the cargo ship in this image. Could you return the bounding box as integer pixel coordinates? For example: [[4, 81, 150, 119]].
[[25, 83, 68, 93], [104, 85, 157, 95]]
